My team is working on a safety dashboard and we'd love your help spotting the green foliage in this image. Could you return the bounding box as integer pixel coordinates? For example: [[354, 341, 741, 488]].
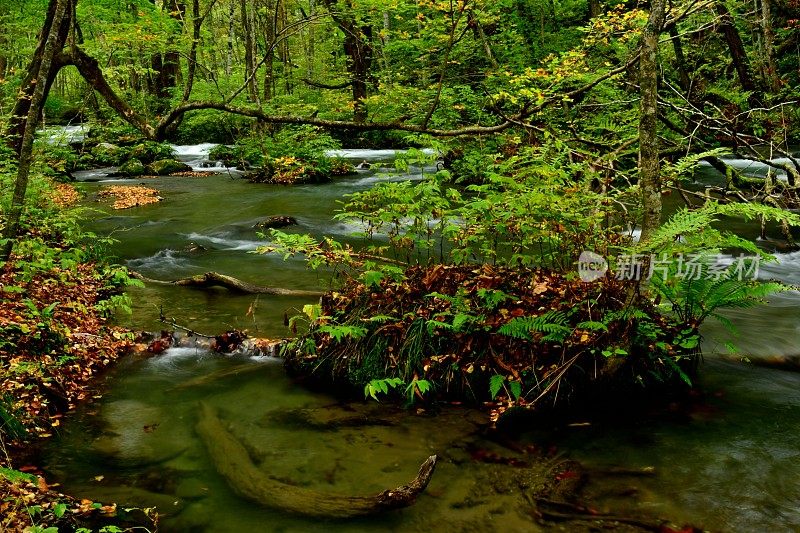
[[364, 376, 432, 404], [652, 256, 789, 329], [326, 142, 618, 272], [489, 374, 505, 399], [0, 399, 28, 440], [364, 377, 403, 401], [498, 310, 571, 342], [317, 324, 368, 343], [173, 110, 254, 144], [489, 374, 522, 401]]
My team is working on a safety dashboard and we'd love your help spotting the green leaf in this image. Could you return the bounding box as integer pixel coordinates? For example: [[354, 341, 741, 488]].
[[489, 374, 505, 399], [53, 502, 68, 518], [302, 304, 321, 321], [0, 467, 37, 484], [362, 270, 385, 288], [509, 380, 522, 400]]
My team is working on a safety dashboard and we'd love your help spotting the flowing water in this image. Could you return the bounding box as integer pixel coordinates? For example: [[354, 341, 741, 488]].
[[39, 137, 800, 531]]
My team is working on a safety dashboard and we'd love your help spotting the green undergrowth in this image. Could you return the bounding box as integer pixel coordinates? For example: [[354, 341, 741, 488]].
[[283, 264, 699, 417], [270, 144, 797, 418], [0, 153, 155, 531]]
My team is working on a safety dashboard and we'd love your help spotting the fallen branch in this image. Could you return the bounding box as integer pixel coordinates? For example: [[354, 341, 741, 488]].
[[196, 402, 437, 518], [130, 271, 323, 296]]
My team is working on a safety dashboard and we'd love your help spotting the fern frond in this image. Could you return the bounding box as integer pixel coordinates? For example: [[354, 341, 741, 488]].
[[498, 310, 571, 342]]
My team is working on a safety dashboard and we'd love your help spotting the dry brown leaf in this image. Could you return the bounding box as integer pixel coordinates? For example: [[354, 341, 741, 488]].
[[98, 185, 162, 209]]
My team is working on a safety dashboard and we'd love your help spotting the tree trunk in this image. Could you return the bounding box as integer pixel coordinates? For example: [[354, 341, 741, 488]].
[[0, 3, 7, 81], [713, 2, 758, 99], [6, 0, 72, 153], [2, 0, 70, 261], [759, 0, 779, 91], [637, 0, 667, 244], [169, 271, 324, 296], [469, 13, 498, 70], [669, 27, 691, 96], [182, 0, 201, 103], [278, 0, 293, 95], [307, 0, 316, 81], [587, 0, 602, 19], [325, 0, 373, 123], [241, 0, 258, 102], [68, 48, 156, 138], [151, 0, 183, 99], [422, 7, 462, 128], [226, 0, 234, 76], [262, 0, 275, 101]]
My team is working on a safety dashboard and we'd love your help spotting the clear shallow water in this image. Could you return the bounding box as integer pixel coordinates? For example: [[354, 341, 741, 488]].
[[40, 144, 800, 531]]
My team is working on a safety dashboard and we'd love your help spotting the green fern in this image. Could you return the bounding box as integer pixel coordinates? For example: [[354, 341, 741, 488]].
[[652, 257, 790, 326], [576, 320, 609, 332], [663, 148, 731, 181], [498, 310, 571, 342], [317, 324, 368, 343], [639, 202, 800, 256]]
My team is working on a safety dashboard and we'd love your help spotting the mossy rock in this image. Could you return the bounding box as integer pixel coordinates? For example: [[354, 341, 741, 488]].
[[118, 158, 146, 177], [246, 161, 276, 183], [86, 124, 142, 146], [146, 159, 192, 175], [250, 157, 330, 185], [129, 142, 175, 164], [90, 142, 127, 166], [207, 144, 239, 166], [330, 159, 356, 176], [65, 153, 93, 172]]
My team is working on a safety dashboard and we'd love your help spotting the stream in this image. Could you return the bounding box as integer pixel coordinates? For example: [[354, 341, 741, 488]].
[[38, 134, 800, 532]]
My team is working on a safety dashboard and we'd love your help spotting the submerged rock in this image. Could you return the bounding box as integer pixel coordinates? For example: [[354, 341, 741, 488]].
[[91, 400, 186, 466], [146, 159, 192, 175], [175, 477, 210, 500]]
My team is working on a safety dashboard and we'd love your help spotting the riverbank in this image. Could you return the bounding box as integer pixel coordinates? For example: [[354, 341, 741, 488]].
[[0, 182, 156, 531]]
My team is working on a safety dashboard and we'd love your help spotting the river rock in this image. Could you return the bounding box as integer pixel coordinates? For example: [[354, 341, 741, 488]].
[[91, 142, 126, 166], [175, 477, 210, 500], [118, 158, 146, 177], [130, 142, 175, 164], [254, 215, 298, 229], [166, 501, 212, 529], [146, 158, 192, 175], [207, 144, 239, 167], [183, 242, 208, 253]]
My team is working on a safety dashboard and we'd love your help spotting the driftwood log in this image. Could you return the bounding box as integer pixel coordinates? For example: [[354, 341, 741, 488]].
[[196, 402, 437, 518], [131, 270, 323, 297]]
